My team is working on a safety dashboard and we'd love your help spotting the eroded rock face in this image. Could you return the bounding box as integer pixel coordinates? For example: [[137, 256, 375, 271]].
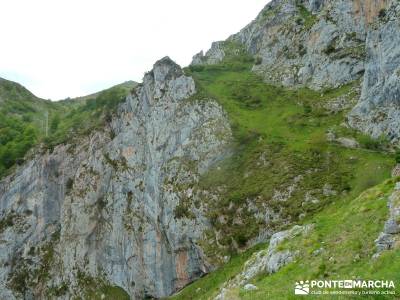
[[0, 57, 232, 299], [348, 1, 400, 142], [214, 224, 313, 300], [193, 0, 399, 141], [191, 42, 226, 66], [374, 182, 400, 256], [194, 0, 374, 89], [2, 0, 400, 298]]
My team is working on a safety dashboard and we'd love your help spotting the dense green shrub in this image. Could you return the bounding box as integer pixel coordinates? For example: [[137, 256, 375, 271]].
[[0, 78, 131, 179], [0, 116, 37, 177], [395, 150, 400, 164], [359, 134, 389, 151]]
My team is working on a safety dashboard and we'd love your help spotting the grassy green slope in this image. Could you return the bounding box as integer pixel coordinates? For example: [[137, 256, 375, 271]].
[[170, 46, 397, 299], [181, 48, 393, 260], [172, 178, 400, 300], [0, 78, 136, 178]]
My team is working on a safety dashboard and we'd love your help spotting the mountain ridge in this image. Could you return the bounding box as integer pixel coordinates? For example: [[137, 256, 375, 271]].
[[194, 0, 400, 142], [0, 1, 400, 299], [0, 78, 138, 178]]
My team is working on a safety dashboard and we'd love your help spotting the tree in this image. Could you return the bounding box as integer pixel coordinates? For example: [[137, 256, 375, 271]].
[[50, 113, 60, 134]]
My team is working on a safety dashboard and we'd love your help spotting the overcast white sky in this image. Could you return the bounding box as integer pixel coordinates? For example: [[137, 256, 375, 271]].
[[0, 0, 269, 100]]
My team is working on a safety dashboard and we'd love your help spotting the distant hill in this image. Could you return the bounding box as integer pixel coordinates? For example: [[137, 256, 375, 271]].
[[0, 77, 137, 177]]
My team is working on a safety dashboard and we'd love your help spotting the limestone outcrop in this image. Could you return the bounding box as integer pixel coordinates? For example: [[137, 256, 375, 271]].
[[0, 57, 232, 299]]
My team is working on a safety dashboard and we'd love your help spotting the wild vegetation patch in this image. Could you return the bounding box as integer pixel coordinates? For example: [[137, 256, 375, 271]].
[[171, 177, 400, 299], [184, 47, 393, 263], [0, 81, 133, 178]]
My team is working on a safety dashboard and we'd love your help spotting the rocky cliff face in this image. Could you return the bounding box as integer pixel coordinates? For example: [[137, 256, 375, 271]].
[[193, 0, 400, 141], [2, 0, 400, 299], [0, 57, 231, 299], [348, 1, 400, 142], [193, 0, 373, 88]]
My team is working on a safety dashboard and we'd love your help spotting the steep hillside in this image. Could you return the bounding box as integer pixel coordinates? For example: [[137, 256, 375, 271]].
[[1, 52, 395, 299], [1, 0, 400, 299], [171, 0, 400, 298], [183, 52, 394, 263], [0, 58, 231, 299], [193, 0, 400, 142], [0, 78, 55, 177], [0, 78, 136, 178], [171, 177, 400, 299]]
